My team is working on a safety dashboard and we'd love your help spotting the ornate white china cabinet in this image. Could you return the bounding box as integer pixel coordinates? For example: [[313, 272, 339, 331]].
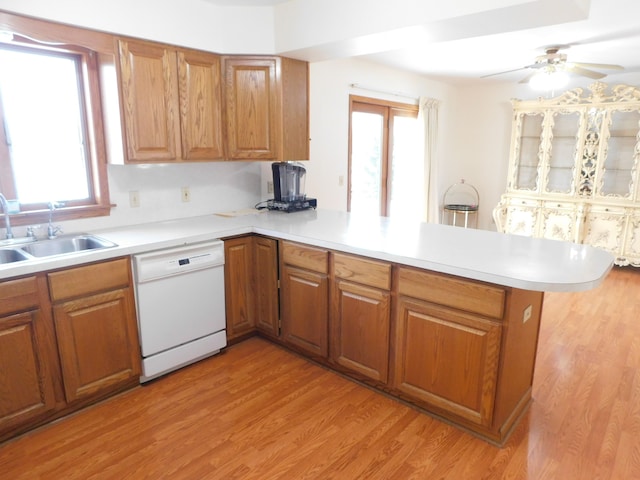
[[493, 82, 640, 266]]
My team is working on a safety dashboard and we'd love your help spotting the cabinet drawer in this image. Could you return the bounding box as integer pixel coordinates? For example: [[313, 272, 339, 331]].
[[282, 241, 328, 274], [48, 258, 131, 302], [333, 253, 391, 290], [0, 276, 40, 316], [397, 267, 505, 319]]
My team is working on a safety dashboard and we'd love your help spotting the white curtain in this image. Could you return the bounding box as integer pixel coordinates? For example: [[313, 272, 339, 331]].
[[418, 97, 440, 223]]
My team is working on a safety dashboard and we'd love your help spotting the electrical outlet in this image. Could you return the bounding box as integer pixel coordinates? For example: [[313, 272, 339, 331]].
[[129, 191, 140, 208], [267, 181, 274, 194], [181, 187, 191, 203], [523, 304, 532, 323]]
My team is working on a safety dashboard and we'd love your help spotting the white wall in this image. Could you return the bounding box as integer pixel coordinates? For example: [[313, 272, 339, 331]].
[[0, 0, 275, 53], [291, 58, 458, 214]]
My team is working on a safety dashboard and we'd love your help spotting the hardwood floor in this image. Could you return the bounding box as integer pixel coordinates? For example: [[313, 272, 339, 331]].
[[1, 267, 640, 479]]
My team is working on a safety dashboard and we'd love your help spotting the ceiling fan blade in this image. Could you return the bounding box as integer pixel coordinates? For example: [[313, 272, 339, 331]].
[[481, 66, 527, 78], [481, 63, 540, 79], [565, 65, 606, 79], [572, 61, 624, 71]]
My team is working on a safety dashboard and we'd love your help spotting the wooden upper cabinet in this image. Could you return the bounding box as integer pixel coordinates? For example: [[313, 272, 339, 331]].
[[223, 56, 309, 161], [117, 39, 181, 162], [117, 38, 224, 163], [177, 50, 225, 160]]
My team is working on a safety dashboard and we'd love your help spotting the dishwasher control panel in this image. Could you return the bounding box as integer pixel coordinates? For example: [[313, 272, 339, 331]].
[[133, 240, 224, 283]]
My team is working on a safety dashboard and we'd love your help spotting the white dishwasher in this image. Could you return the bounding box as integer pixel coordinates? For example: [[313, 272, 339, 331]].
[[132, 240, 227, 383]]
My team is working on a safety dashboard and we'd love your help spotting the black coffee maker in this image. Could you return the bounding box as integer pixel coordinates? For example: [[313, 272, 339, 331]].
[[267, 162, 317, 212]]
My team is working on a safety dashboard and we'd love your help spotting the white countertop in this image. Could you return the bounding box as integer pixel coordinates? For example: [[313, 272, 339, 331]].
[[0, 209, 614, 292]]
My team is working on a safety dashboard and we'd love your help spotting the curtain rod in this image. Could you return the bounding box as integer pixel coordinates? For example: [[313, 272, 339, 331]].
[[349, 83, 418, 101]]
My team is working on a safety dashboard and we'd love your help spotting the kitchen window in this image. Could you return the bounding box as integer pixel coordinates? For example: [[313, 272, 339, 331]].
[[348, 95, 421, 219], [0, 37, 110, 225]]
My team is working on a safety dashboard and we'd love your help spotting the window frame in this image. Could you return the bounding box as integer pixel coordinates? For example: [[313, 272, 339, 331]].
[[0, 33, 111, 227], [347, 95, 418, 216]]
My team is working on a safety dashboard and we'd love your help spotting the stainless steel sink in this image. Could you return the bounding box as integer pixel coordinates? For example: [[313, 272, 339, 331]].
[[20, 234, 117, 258], [0, 248, 30, 264]]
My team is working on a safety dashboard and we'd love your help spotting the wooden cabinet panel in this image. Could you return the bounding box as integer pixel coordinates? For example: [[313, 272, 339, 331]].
[[48, 258, 130, 302], [0, 310, 57, 433], [50, 259, 140, 404], [280, 57, 309, 161], [394, 297, 501, 426], [223, 56, 309, 161], [397, 267, 505, 319], [333, 253, 391, 290], [223, 56, 278, 160], [332, 280, 390, 382], [117, 39, 181, 162], [254, 236, 279, 336], [177, 49, 225, 160], [53, 287, 140, 403], [0, 275, 58, 437], [282, 241, 328, 273], [224, 237, 256, 341], [281, 264, 328, 357]]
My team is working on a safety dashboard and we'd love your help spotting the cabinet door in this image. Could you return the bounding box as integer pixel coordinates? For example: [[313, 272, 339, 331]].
[[596, 109, 640, 198], [0, 276, 58, 437], [0, 302, 57, 436], [509, 111, 544, 192], [117, 39, 181, 162], [540, 201, 578, 242], [503, 198, 540, 237], [281, 264, 328, 357], [254, 236, 279, 336], [393, 297, 501, 427], [583, 205, 627, 257], [224, 237, 256, 341], [53, 288, 141, 403], [177, 49, 225, 160], [223, 56, 279, 160], [280, 57, 309, 161], [332, 280, 390, 382]]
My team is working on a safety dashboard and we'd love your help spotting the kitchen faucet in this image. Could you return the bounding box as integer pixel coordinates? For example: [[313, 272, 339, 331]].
[[47, 201, 64, 239], [0, 192, 14, 239]]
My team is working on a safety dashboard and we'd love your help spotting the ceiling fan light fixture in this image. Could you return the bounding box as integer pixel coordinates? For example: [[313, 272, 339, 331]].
[[530, 68, 570, 91]]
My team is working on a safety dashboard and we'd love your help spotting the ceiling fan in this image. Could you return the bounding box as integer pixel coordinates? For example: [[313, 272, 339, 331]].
[[484, 45, 624, 86]]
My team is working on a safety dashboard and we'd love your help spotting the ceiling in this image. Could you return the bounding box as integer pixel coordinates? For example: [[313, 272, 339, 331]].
[[205, 0, 640, 87]]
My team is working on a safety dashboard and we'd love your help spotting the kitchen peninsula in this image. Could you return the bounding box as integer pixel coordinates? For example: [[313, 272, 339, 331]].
[[0, 209, 613, 444]]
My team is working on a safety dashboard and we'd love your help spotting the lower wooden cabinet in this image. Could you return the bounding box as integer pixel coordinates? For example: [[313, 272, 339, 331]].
[[393, 296, 501, 426], [0, 258, 142, 443], [220, 237, 543, 443], [0, 275, 58, 439], [48, 258, 141, 403], [253, 236, 279, 336], [224, 235, 279, 342], [224, 236, 256, 341], [331, 253, 391, 382], [280, 241, 329, 358]]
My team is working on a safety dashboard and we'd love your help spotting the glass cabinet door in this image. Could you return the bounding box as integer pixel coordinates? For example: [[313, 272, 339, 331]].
[[513, 112, 544, 191], [545, 110, 581, 194], [598, 109, 640, 198]]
